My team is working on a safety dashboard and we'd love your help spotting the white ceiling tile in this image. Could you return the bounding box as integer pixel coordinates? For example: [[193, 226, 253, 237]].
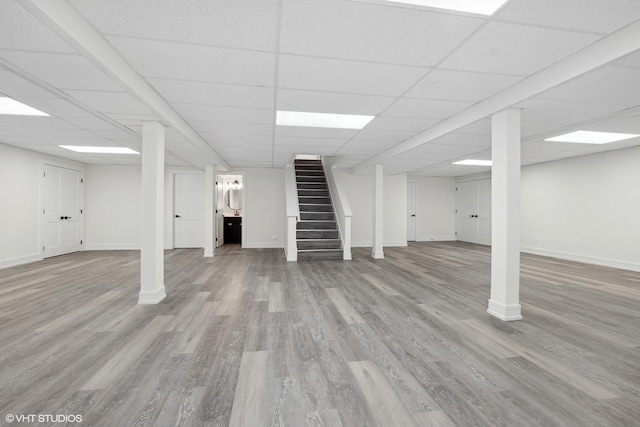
[[149, 79, 274, 109], [0, 50, 123, 91], [588, 115, 640, 135], [276, 89, 394, 116], [109, 36, 275, 87], [71, 0, 278, 51], [350, 129, 416, 144], [0, 115, 76, 129], [615, 51, 640, 69], [519, 98, 622, 125], [406, 69, 522, 102], [17, 98, 94, 118], [439, 22, 601, 76], [173, 104, 273, 125], [275, 126, 358, 140], [61, 117, 123, 131], [383, 98, 472, 119], [201, 134, 273, 147], [430, 133, 490, 148], [0, 70, 58, 99], [64, 90, 155, 115], [280, 0, 483, 66], [275, 137, 345, 148], [11, 127, 105, 140], [0, 1, 76, 53], [278, 55, 428, 96], [496, 0, 640, 34], [366, 116, 439, 132], [191, 122, 273, 137], [536, 65, 640, 108]]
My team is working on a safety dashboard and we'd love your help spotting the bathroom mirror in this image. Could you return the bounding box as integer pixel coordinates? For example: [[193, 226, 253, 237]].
[[224, 188, 242, 210]]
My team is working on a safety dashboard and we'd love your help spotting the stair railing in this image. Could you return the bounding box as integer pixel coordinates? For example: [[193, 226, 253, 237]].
[[284, 163, 299, 261], [323, 160, 353, 260]]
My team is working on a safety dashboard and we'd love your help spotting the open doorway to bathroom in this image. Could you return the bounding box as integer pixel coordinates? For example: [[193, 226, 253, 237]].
[[216, 174, 244, 247]]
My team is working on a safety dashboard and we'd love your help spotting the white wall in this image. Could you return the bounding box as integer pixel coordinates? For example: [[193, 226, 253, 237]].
[[0, 143, 83, 268], [84, 164, 142, 250], [243, 168, 285, 248], [408, 176, 456, 241], [521, 146, 640, 271], [343, 171, 408, 247]]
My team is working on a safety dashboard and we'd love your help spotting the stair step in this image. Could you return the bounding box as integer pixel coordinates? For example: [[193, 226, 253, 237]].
[[300, 212, 334, 221], [296, 176, 326, 183], [299, 197, 331, 204], [297, 183, 328, 190], [300, 204, 333, 212], [295, 170, 325, 176], [297, 249, 343, 261], [297, 239, 342, 250], [297, 221, 337, 229], [298, 189, 329, 196], [297, 229, 339, 239]]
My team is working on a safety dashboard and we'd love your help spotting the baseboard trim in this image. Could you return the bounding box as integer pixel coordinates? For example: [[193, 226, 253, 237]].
[[487, 299, 522, 321], [138, 288, 166, 305], [242, 242, 284, 249], [416, 235, 456, 242], [521, 246, 640, 272], [0, 253, 42, 270], [85, 243, 140, 251]]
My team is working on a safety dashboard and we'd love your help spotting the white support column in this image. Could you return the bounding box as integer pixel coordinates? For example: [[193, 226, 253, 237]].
[[203, 165, 215, 257], [139, 121, 166, 305], [372, 164, 384, 259], [488, 109, 522, 321]]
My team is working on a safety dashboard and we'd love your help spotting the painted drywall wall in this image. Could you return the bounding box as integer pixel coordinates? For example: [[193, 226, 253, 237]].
[[408, 176, 456, 241], [342, 171, 408, 247], [84, 164, 142, 250], [521, 145, 640, 271], [0, 143, 83, 268], [243, 168, 285, 248]]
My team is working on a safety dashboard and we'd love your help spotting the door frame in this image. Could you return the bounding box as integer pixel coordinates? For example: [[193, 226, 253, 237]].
[[168, 169, 204, 249], [173, 172, 205, 248], [216, 172, 246, 247], [39, 160, 85, 258]]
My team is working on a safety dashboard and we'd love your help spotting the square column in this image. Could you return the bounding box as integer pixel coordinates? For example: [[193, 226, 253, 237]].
[[372, 164, 384, 259], [488, 109, 522, 321], [139, 121, 166, 304], [203, 165, 215, 257]]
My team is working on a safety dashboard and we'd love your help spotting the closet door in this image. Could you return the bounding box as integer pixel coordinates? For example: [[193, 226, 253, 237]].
[[456, 179, 491, 245]]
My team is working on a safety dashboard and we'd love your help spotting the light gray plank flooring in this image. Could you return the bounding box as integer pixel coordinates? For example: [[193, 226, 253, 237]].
[[0, 242, 639, 426]]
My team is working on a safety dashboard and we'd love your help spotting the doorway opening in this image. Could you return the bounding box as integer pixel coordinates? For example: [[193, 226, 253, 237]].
[[216, 174, 244, 247]]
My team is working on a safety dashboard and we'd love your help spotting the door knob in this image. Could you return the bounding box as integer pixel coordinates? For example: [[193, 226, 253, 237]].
[[175, 214, 181, 218], [411, 214, 416, 217]]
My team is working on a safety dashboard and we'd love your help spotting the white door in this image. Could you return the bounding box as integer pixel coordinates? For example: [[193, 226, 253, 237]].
[[174, 173, 204, 248], [407, 182, 416, 241], [42, 165, 83, 258], [456, 179, 491, 245], [215, 178, 224, 247]]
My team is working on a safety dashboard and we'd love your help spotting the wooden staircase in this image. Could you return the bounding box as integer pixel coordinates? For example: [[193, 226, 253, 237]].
[[294, 159, 342, 260]]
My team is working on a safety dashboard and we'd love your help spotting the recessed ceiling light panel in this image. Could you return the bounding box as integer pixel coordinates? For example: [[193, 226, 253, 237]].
[[375, 0, 510, 15], [545, 130, 640, 144], [276, 111, 374, 129], [0, 97, 49, 116], [59, 145, 140, 154], [453, 159, 492, 166]]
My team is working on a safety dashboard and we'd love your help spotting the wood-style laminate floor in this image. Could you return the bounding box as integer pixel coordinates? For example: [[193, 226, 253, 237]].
[[1, 242, 639, 426]]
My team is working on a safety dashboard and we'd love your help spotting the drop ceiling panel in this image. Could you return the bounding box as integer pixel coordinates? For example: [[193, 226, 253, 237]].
[[535, 65, 640, 108], [0, 51, 123, 91], [588, 115, 640, 135], [71, 0, 279, 52], [276, 89, 394, 116], [383, 98, 473, 119], [18, 98, 95, 118], [275, 126, 358, 140], [0, 115, 76, 129], [496, 0, 640, 34], [280, 0, 483, 66], [0, 1, 76, 53], [148, 79, 274, 110], [191, 122, 273, 137], [0, 70, 58, 99], [109, 36, 276, 86], [61, 117, 125, 131], [406, 70, 522, 102], [64, 90, 156, 115], [174, 104, 273, 125], [201, 134, 273, 147], [278, 55, 428, 96], [519, 98, 622, 126], [439, 22, 602, 76], [366, 116, 439, 132]]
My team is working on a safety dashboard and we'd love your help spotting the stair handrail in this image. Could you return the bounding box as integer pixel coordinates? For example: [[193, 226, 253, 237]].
[[284, 163, 299, 261], [323, 159, 352, 260]]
